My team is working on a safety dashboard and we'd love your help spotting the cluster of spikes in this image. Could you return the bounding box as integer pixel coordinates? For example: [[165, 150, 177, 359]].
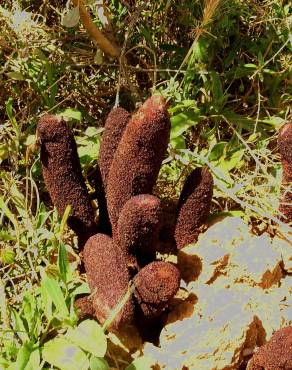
[[37, 95, 213, 333], [37, 95, 291, 333]]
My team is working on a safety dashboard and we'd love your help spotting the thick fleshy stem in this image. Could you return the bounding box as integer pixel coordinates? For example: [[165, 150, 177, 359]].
[[83, 233, 135, 331], [278, 122, 292, 223], [117, 194, 162, 270], [107, 95, 171, 233], [37, 115, 97, 249], [175, 167, 213, 249], [134, 261, 180, 318], [96, 107, 130, 234]]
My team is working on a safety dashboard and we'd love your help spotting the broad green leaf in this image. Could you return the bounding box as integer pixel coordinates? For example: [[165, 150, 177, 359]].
[[170, 108, 204, 148], [94, 48, 103, 65], [41, 274, 69, 317], [58, 108, 82, 121], [192, 37, 210, 63], [42, 337, 89, 370], [10, 309, 29, 342], [40, 279, 53, 321], [13, 342, 33, 370], [60, 205, 72, 235], [90, 357, 109, 370], [58, 242, 70, 284], [168, 100, 196, 113], [222, 111, 271, 133], [209, 142, 226, 162], [126, 356, 153, 370], [24, 349, 40, 370], [224, 149, 245, 171], [62, 6, 80, 28], [73, 283, 90, 296], [66, 319, 107, 357], [260, 116, 285, 127], [84, 126, 100, 138], [1, 248, 15, 264], [6, 72, 25, 81], [24, 135, 36, 146], [77, 140, 100, 165], [210, 71, 223, 106]]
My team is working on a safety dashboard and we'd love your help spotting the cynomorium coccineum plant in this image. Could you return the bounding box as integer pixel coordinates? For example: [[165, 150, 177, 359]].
[[37, 95, 213, 333], [278, 122, 292, 224]]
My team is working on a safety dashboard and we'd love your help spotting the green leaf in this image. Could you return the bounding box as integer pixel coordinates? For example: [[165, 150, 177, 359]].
[[1, 248, 15, 264], [58, 108, 82, 121], [62, 6, 80, 28], [60, 205, 72, 235], [13, 342, 33, 370], [84, 126, 100, 138], [209, 142, 226, 162], [224, 149, 245, 171], [41, 274, 69, 318], [40, 279, 53, 321], [0, 143, 9, 164], [58, 242, 70, 284], [66, 319, 107, 357], [192, 37, 210, 63], [94, 48, 104, 65], [244, 63, 258, 69], [72, 283, 90, 296], [5, 98, 19, 137], [42, 337, 89, 370], [210, 71, 223, 107], [126, 356, 153, 370], [6, 72, 26, 81], [10, 309, 29, 342], [24, 135, 36, 146], [170, 108, 204, 148], [89, 357, 109, 370], [24, 349, 40, 370]]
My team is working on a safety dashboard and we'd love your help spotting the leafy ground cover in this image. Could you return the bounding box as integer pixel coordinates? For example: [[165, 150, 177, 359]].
[[0, 0, 291, 369]]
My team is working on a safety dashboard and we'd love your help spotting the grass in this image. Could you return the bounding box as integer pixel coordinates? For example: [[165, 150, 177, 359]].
[[0, 0, 291, 369]]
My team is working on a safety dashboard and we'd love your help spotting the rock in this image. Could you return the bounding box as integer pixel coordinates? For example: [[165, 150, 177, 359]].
[[229, 234, 282, 289], [272, 234, 292, 273], [143, 219, 291, 370], [178, 218, 282, 289], [177, 216, 247, 284], [144, 286, 265, 370]]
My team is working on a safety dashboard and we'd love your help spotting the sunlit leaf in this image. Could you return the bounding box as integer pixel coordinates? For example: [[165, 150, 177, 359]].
[[126, 356, 153, 370], [62, 6, 80, 28], [43, 337, 89, 370], [89, 357, 109, 370], [66, 319, 107, 357], [41, 274, 69, 317]]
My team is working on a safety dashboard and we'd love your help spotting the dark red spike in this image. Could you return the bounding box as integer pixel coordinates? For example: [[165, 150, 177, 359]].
[[83, 233, 135, 331], [117, 194, 162, 266], [107, 95, 170, 233], [175, 166, 213, 249], [37, 115, 97, 248], [278, 122, 292, 223], [134, 261, 180, 318]]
